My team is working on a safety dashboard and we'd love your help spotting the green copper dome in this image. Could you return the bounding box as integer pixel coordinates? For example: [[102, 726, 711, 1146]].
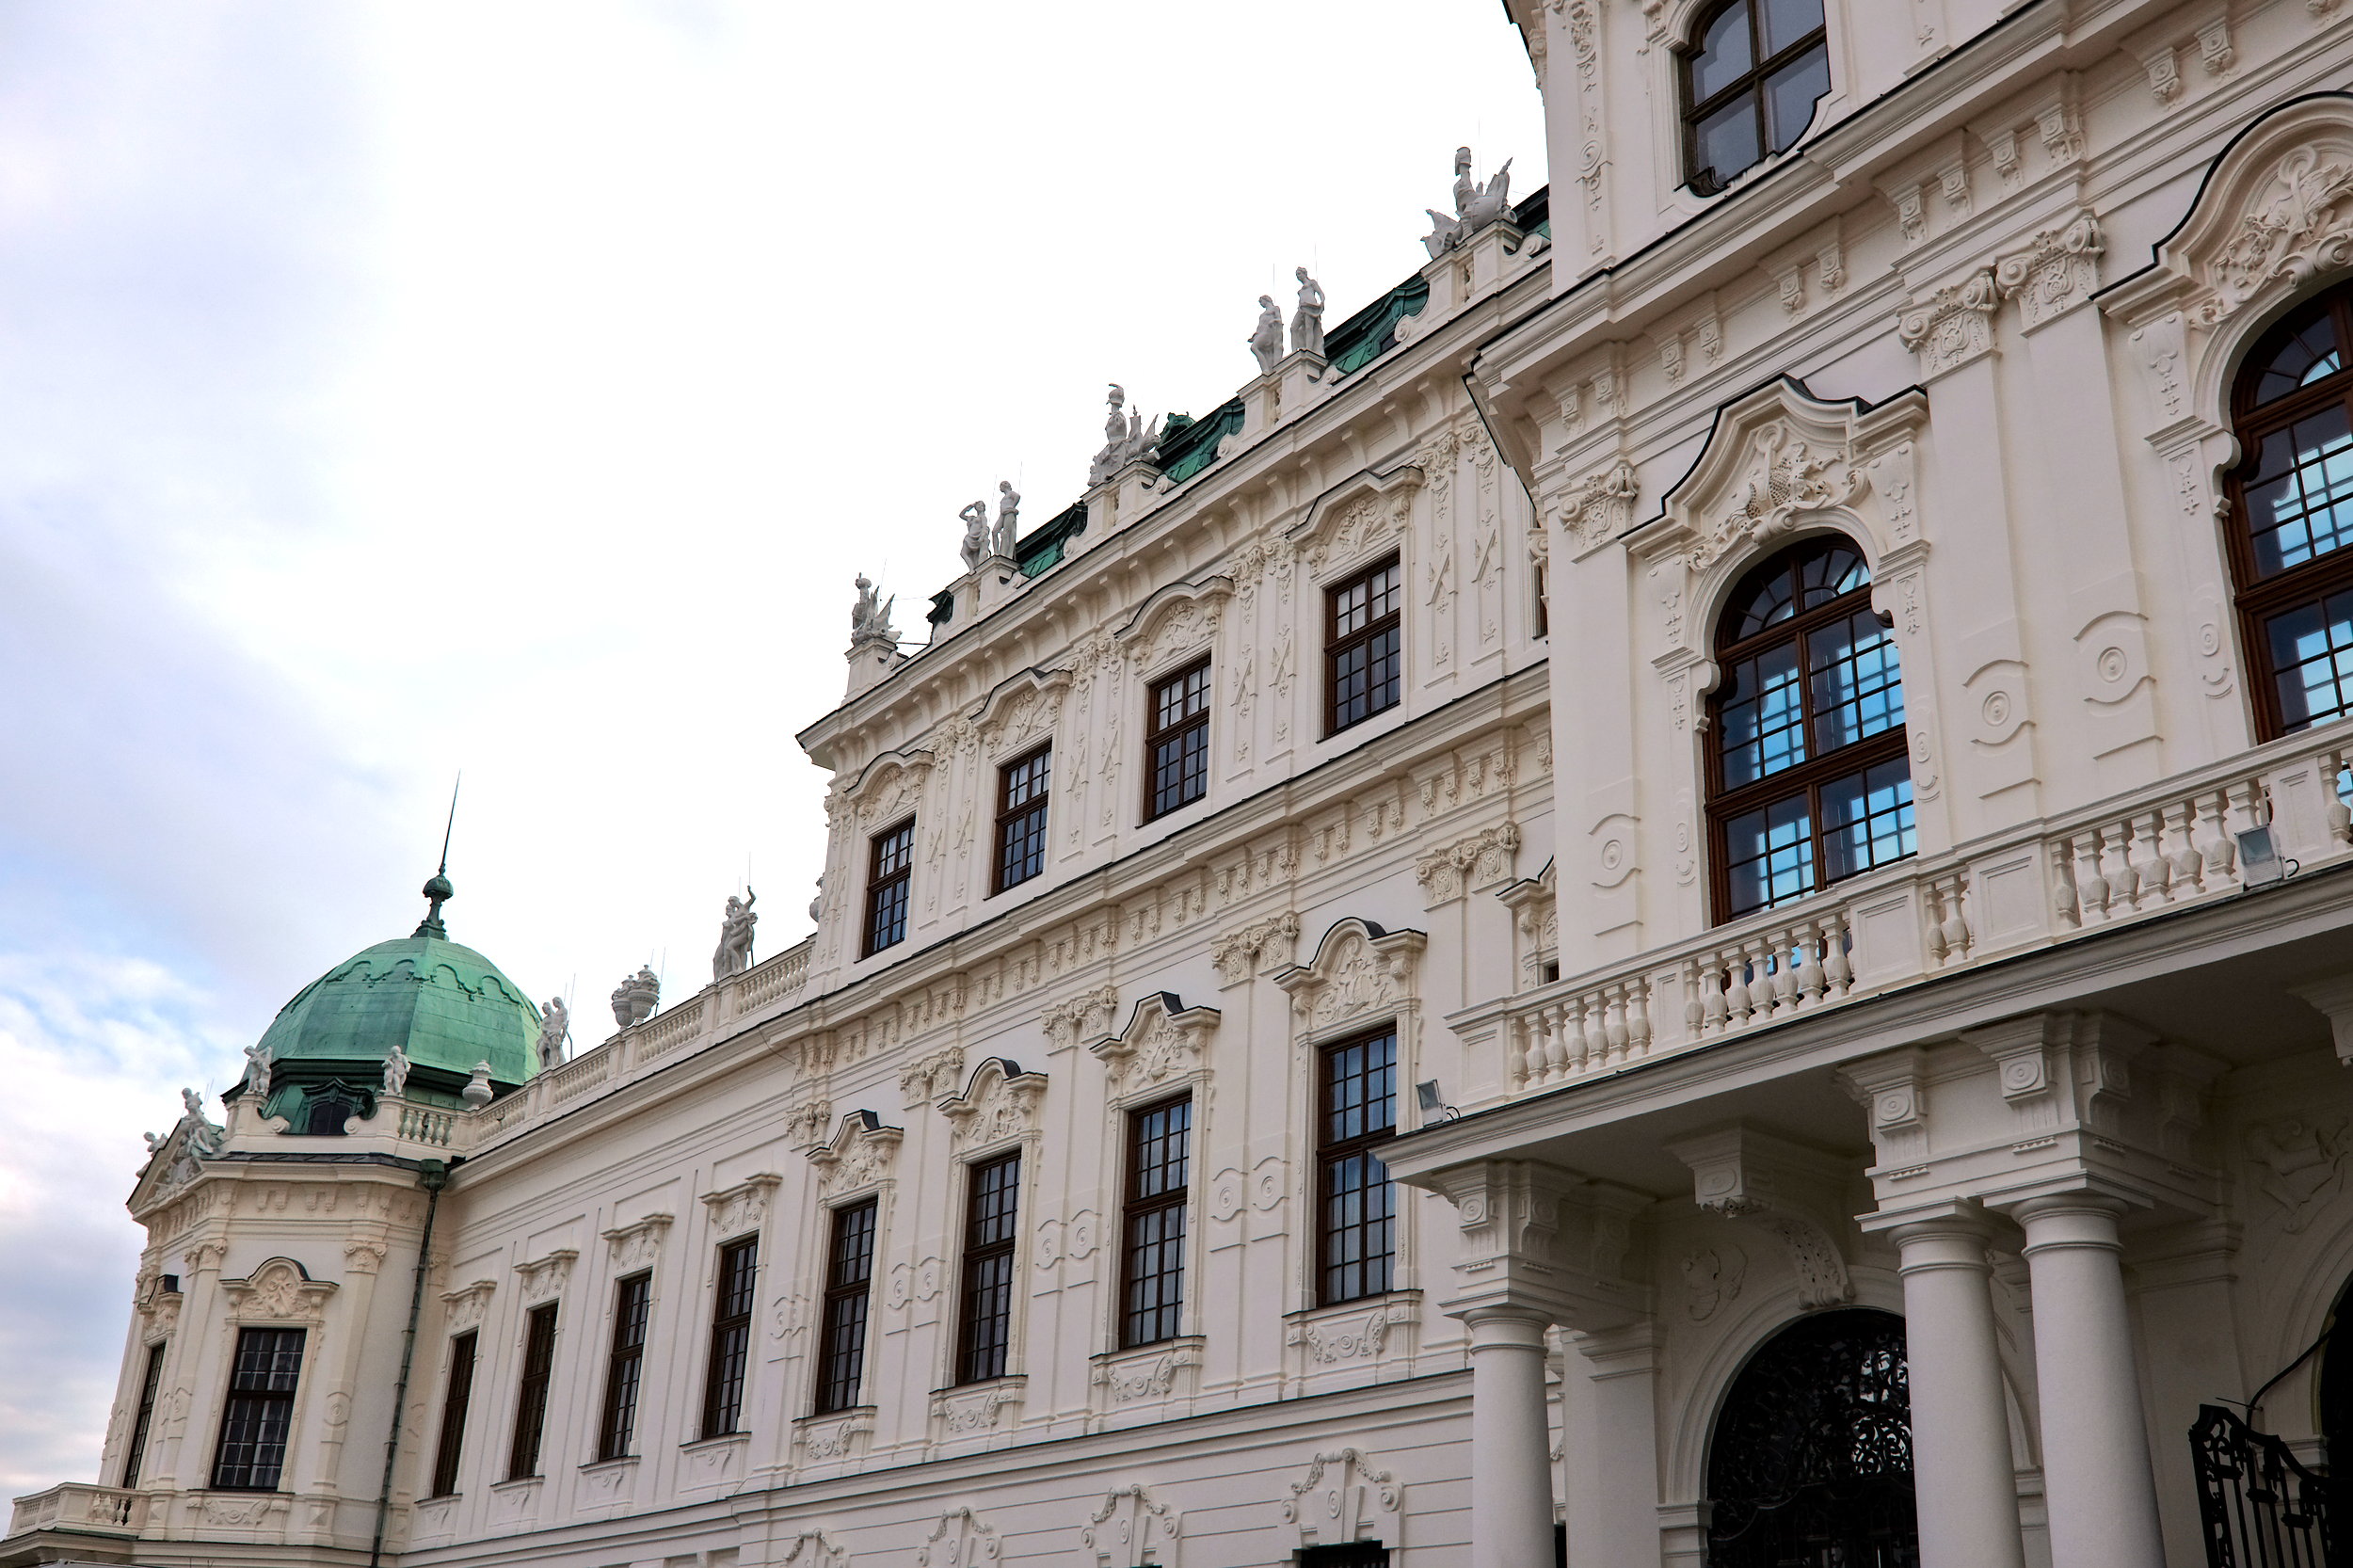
[[255, 929, 540, 1089]]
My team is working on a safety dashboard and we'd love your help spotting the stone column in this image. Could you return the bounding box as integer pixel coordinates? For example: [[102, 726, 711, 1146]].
[[2011, 1193, 2165, 1568], [1886, 1205, 2025, 1568], [1465, 1306, 1559, 1568]]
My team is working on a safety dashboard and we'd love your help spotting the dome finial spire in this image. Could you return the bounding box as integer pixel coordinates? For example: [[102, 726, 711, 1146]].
[[415, 773, 460, 938]]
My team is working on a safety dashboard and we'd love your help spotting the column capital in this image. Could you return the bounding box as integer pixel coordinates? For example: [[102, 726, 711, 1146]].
[[1419, 1157, 1653, 1333], [2006, 1189, 2134, 1254]]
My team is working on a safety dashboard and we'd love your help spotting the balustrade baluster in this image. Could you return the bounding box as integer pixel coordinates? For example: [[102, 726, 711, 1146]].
[[1604, 984, 1631, 1062], [1626, 981, 1653, 1054], [2075, 827, 2113, 923], [1796, 923, 1827, 1003], [2050, 836, 2081, 928], [1507, 1018, 1532, 1089], [2164, 798, 2203, 898], [1722, 949, 1752, 1028], [2200, 788, 2239, 887], [2131, 812, 2169, 908], [1824, 911, 1855, 997]]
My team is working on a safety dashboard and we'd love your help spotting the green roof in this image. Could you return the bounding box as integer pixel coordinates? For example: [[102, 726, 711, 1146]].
[[254, 929, 540, 1089]]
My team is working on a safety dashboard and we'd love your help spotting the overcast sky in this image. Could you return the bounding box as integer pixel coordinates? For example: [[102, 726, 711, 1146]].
[[0, 0, 1545, 1492]]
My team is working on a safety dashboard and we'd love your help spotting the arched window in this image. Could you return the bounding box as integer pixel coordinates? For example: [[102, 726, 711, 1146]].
[[1681, 0, 1830, 196], [2227, 287, 2353, 738], [1705, 537, 1913, 920], [1705, 1307, 1917, 1568]]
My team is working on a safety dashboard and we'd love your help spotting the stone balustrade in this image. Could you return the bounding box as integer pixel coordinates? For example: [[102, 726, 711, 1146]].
[[8, 1482, 145, 1537], [1464, 727, 2353, 1102]]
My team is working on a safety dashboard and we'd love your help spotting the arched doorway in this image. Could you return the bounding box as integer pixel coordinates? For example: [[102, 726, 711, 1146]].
[[1705, 1307, 1920, 1568]]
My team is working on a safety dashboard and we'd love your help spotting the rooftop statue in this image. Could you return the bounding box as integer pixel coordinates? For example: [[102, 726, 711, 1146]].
[[994, 481, 1020, 559], [808, 872, 824, 923], [1250, 294, 1285, 375], [1088, 384, 1164, 486], [142, 1129, 166, 1158], [535, 998, 569, 1070], [1422, 145, 1514, 257], [243, 1040, 273, 1101], [383, 1039, 411, 1095], [1291, 267, 1326, 357], [712, 889, 758, 981], [958, 502, 990, 571], [611, 966, 660, 1029], [179, 1087, 225, 1163], [849, 573, 898, 649]]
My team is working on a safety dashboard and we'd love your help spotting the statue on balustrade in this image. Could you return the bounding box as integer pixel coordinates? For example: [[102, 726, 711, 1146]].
[[611, 966, 660, 1029], [536, 997, 570, 1069], [383, 1040, 411, 1096], [849, 574, 898, 649], [1250, 294, 1285, 374], [994, 481, 1020, 558], [712, 890, 758, 981], [1422, 145, 1513, 257], [1291, 266, 1326, 357]]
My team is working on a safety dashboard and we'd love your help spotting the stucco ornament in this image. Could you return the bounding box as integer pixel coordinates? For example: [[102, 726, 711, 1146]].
[[1896, 268, 1999, 378], [917, 1506, 1001, 1567], [222, 1257, 338, 1321], [1695, 426, 1862, 569], [712, 889, 758, 980], [1423, 145, 1513, 256], [1083, 1484, 1182, 1568], [1090, 991, 1220, 1095], [1561, 457, 1640, 551], [1282, 1448, 1403, 1546], [848, 573, 897, 649], [2210, 144, 2353, 312], [1993, 212, 2105, 328], [1274, 918, 1427, 1035], [807, 1110, 904, 1196], [936, 1057, 1048, 1152], [1249, 294, 1285, 374]]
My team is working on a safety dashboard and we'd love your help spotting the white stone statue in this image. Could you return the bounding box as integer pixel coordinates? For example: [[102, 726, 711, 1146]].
[[180, 1088, 224, 1159], [1250, 294, 1285, 374], [461, 1062, 495, 1110], [1422, 145, 1514, 257], [994, 481, 1020, 558], [383, 1040, 411, 1096], [849, 574, 898, 649], [611, 966, 660, 1028], [712, 889, 759, 980], [535, 998, 569, 1070], [808, 873, 824, 923], [958, 502, 990, 571], [242, 1040, 273, 1101], [1089, 384, 1164, 485], [1291, 267, 1326, 356], [142, 1129, 166, 1158]]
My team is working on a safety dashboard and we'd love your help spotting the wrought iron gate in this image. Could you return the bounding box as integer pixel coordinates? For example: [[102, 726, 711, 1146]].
[[2191, 1403, 2336, 1568]]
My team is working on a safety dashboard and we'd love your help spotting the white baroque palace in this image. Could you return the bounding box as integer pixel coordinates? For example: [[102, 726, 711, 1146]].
[[22, 3, 2353, 1566]]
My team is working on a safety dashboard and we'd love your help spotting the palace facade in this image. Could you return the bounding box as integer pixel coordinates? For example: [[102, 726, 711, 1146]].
[[16, 2, 2353, 1565]]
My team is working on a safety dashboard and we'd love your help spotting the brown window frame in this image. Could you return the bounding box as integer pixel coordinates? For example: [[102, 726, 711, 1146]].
[[506, 1303, 556, 1480], [990, 744, 1052, 895], [953, 1151, 1022, 1384], [1315, 1025, 1398, 1308], [1119, 1094, 1193, 1348], [2225, 287, 2353, 741], [1703, 538, 1913, 922], [861, 817, 914, 958], [1325, 555, 1403, 737], [699, 1238, 758, 1439], [120, 1341, 168, 1490], [1144, 658, 1212, 821], [427, 1330, 476, 1498], [813, 1197, 879, 1415], [211, 1325, 306, 1492], [596, 1272, 650, 1462], [1677, 0, 1831, 196]]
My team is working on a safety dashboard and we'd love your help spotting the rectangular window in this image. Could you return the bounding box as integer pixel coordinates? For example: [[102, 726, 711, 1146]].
[[814, 1198, 878, 1415], [506, 1303, 557, 1480], [1120, 1096, 1192, 1348], [1533, 558, 1550, 639], [120, 1343, 167, 1489], [862, 819, 914, 957], [701, 1239, 758, 1438], [955, 1152, 1022, 1384], [1326, 556, 1402, 735], [210, 1326, 305, 1492], [597, 1272, 650, 1462], [1144, 660, 1211, 820], [427, 1331, 476, 1498], [1317, 1027, 1398, 1305], [992, 744, 1051, 894]]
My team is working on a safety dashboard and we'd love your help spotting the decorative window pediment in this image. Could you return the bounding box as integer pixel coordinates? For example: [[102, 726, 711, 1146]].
[[1115, 576, 1233, 674], [1273, 918, 1428, 1040], [806, 1110, 904, 1197], [1289, 465, 1422, 578], [514, 1248, 578, 1304], [838, 747, 935, 829], [935, 1057, 1048, 1154], [600, 1212, 673, 1272], [968, 666, 1071, 754], [1279, 1447, 1403, 1549], [1089, 991, 1220, 1098], [440, 1278, 497, 1333], [701, 1173, 782, 1238], [222, 1256, 338, 1322], [1497, 856, 1561, 987]]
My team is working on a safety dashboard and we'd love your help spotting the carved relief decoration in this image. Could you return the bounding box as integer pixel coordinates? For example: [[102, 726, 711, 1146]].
[[936, 1058, 1048, 1152], [900, 1046, 967, 1106], [513, 1249, 577, 1304], [784, 1095, 835, 1152], [1415, 821, 1523, 905], [701, 1173, 782, 1239], [1561, 457, 1640, 552], [1280, 1448, 1403, 1547], [1897, 268, 1999, 377], [1209, 910, 1301, 983], [841, 748, 935, 829], [928, 1383, 1022, 1440], [221, 1257, 338, 1322], [1041, 984, 1121, 1050], [1115, 578, 1234, 673], [1090, 992, 1220, 1096], [968, 667, 1071, 754], [918, 1507, 1002, 1567], [807, 1111, 904, 1196], [781, 1528, 850, 1568], [1292, 467, 1422, 577], [600, 1213, 673, 1272], [1288, 1299, 1417, 1363], [2245, 1115, 2349, 1232], [797, 1410, 873, 1464], [1084, 1484, 1183, 1568], [1668, 1128, 1856, 1309], [1273, 919, 1428, 1038], [1993, 212, 2104, 328], [1091, 1342, 1202, 1406]]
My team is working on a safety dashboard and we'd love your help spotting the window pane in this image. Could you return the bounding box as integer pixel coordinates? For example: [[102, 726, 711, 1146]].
[[2246, 405, 2353, 575], [1808, 608, 1905, 751], [1720, 643, 1807, 786], [1798, 543, 1868, 610], [1695, 97, 1762, 184], [1690, 3, 1753, 99], [1760, 0, 1824, 53], [1323, 1032, 1396, 1144], [2256, 311, 2344, 406], [1725, 794, 1815, 916], [1132, 1099, 1191, 1199], [1321, 1149, 1395, 1303], [1820, 759, 1916, 883], [1765, 45, 1830, 152], [1729, 559, 1798, 639], [2267, 590, 2353, 730]]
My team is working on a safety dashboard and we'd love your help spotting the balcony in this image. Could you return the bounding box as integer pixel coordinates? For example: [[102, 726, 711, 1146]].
[[7, 1482, 146, 1539], [1457, 727, 2353, 1103]]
